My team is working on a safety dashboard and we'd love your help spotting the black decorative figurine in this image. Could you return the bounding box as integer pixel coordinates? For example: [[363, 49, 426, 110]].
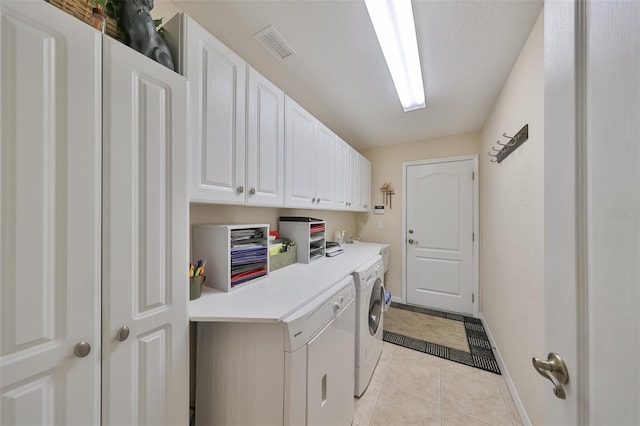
[[116, 0, 174, 71]]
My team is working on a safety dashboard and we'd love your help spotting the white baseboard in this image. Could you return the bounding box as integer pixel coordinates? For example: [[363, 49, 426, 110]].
[[390, 295, 403, 304], [478, 313, 532, 426]]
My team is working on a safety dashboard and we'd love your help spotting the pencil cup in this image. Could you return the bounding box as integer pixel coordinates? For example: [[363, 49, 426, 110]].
[[190, 275, 206, 300]]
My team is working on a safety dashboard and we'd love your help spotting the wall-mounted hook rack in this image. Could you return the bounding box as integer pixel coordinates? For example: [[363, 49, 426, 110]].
[[488, 124, 529, 164]]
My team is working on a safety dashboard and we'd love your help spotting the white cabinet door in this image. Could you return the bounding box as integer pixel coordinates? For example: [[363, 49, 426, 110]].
[[0, 2, 101, 425], [359, 156, 371, 211], [181, 15, 246, 204], [247, 67, 285, 206], [102, 37, 189, 426], [334, 138, 351, 210], [314, 123, 336, 209], [284, 96, 316, 207], [348, 147, 359, 210]]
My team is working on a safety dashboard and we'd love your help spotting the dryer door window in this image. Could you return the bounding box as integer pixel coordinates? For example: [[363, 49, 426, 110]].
[[368, 277, 382, 335]]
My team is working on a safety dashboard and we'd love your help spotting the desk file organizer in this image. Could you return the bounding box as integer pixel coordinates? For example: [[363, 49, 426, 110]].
[[279, 218, 326, 263], [192, 224, 269, 292]]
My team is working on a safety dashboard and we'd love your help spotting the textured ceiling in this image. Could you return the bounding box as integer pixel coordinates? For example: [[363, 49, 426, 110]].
[[170, 0, 543, 150]]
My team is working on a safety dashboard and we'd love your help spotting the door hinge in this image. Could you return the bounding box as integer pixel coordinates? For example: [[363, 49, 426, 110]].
[[472, 232, 475, 242], [472, 171, 475, 181], [472, 293, 475, 303]]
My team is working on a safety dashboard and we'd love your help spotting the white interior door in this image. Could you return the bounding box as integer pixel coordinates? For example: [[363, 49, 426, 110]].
[[543, 1, 640, 424], [0, 2, 101, 424], [404, 157, 477, 315], [102, 37, 189, 425]]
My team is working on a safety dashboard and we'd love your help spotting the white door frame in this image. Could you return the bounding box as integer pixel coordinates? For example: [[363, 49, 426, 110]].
[[401, 154, 479, 317], [544, 1, 640, 423]]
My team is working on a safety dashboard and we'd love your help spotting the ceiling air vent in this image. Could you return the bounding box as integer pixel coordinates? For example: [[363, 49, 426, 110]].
[[254, 25, 296, 60]]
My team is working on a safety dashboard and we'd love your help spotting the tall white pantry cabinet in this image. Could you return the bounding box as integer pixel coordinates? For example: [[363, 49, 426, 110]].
[[0, 2, 189, 425]]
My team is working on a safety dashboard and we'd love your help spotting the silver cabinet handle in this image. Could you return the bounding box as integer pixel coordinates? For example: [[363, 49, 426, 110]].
[[312, 197, 316, 203], [116, 325, 130, 342], [532, 352, 569, 399], [237, 186, 244, 194], [408, 239, 418, 245], [408, 229, 414, 234], [74, 341, 91, 358], [249, 188, 256, 196]]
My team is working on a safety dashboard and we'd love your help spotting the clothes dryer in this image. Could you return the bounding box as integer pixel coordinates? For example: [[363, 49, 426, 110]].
[[194, 276, 356, 425], [353, 255, 385, 397]]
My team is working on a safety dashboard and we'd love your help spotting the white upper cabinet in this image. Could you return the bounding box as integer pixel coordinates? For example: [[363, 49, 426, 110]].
[[246, 67, 285, 206], [349, 147, 360, 211], [359, 156, 372, 211], [335, 141, 370, 212], [0, 3, 102, 425], [334, 138, 352, 210], [165, 14, 246, 204], [284, 96, 337, 209], [165, 13, 371, 212], [284, 96, 317, 207], [102, 37, 189, 425], [314, 122, 336, 208]]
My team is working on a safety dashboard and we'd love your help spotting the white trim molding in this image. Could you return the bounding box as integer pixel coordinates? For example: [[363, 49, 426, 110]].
[[479, 313, 532, 426]]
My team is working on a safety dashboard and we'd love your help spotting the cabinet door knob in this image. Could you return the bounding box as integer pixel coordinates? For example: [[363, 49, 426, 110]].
[[249, 188, 256, 196], [116, 325, 130, 342], [74, 341, 91, 358], [237, 186, 244, 194], [312, 197, 317, 203]]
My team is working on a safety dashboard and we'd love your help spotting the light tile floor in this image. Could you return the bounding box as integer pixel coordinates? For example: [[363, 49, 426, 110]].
[[353, 343, 524, 426]]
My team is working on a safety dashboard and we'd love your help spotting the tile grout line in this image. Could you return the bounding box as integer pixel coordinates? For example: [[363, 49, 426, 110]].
[[439, 359, 443, 426], [496, 378, 517, 426], [366, 347, 393, 426]]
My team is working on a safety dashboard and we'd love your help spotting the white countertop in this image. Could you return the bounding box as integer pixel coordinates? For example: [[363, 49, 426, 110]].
[[189, 242, 385, 323]]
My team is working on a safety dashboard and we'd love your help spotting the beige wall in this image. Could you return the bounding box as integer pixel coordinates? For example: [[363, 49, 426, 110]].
[[358, 132, 481, 298], [190, 204, 358, 246], [152, 0, 181, 24], [479, 12, 544, 425]]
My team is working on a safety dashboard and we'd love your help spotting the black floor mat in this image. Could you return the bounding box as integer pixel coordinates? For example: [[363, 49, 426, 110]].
[[383, 302, 501, 375]]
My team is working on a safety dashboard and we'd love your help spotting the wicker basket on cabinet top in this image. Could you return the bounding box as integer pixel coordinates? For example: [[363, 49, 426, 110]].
[[48, 0, 122, 39]]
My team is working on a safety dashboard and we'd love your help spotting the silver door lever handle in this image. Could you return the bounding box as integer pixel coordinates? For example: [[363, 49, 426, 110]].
[[532, 352, 569, 399]]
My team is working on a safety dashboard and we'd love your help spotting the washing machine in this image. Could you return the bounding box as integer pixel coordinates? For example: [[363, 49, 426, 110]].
[[353, 255, 385, 397]]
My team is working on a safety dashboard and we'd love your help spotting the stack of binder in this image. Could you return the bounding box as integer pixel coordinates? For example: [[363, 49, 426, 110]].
[[230, 229, 267, 286], [325, 241, 344, 257]]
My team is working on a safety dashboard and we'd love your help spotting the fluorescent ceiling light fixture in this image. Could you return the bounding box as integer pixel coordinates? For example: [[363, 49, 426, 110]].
[[364, 0, 426, 112]]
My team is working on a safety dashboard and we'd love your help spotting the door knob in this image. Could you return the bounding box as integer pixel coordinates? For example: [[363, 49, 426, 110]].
[[249, 188, 256, 196], [532, 352, 569, 399], [116, 325, 130, 342], [408, 239, 418, 245], [74, 341, 91, 358], [408, 229, 414, 234], [236, 185, 244, 194]]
